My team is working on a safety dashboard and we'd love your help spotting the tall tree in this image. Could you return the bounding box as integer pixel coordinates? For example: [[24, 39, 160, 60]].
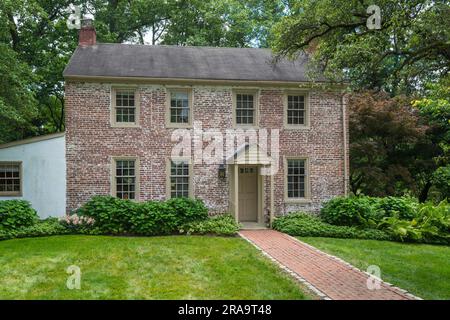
[[271, 0, 450, 95]]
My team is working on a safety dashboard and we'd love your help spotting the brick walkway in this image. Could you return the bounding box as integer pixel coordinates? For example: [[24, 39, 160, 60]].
[[240, 230, 419, 300]]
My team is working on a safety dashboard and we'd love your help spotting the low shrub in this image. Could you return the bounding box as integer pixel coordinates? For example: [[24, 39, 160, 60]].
[[166, 197, 209, 224], [0, 218, 69, 240], [60, 214, 96, 234], [179, 214, 241, 236], [76, 196, 140, 234], [0, 200, 38, 231], [273, 212, 392, 241], [377, 196, 418, 220], [77, 195, 209, 235], [130, 201, 177, 235], [320, 196, 382, 227], [378, 200, 450, 244], [320, 196, 420, 227]]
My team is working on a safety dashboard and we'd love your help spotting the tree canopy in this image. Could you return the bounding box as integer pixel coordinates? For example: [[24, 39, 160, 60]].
[[271, 0, 450, 95]]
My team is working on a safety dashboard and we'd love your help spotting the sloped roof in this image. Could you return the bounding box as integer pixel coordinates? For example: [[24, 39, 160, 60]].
[[63, 43, 325, 82], [226, 144, 273, 165]]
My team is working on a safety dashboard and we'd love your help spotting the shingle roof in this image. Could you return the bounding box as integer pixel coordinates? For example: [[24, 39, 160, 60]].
[[63, 43, 324, 82]]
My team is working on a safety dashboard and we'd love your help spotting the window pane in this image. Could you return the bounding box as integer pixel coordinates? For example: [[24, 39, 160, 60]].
[[115, 160, 136, 200], [115, 90, 136, 123], [0, 163, 21, 194], [236, 93, 255, 125], [287, 95, 305, 125], [170, 160, 190, 198], [170, 91, 190, 124], [287, 159, 306, 198]]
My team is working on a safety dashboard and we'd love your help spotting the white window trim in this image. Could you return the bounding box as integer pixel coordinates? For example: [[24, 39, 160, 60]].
[[110, 86, 140, 128], [284, 156, 311, 203], [232, 89, 260, 128], [165, 88, 194, 128], [166, 156, 194, 199], [283, 90, 310, 130], [111, 156, 140, 201], [0, 161, 22, 197]]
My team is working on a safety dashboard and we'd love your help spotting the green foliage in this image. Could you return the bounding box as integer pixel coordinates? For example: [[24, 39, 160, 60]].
[[0, 43, 38, 143], [129, 200, 177, 235], [433, 166, 450, 200], [320, 196, 382, 227], [377, 196, 418, 220], [76, 196, 139, 234], [271, 0, 449, 95], [273, 213, 392, 241], [0, 218, 69, 240], [60, 213, 96, 234], [77, 196, 209, 235], [0, 200, 38, 230], [180, 214, 241, 236], [321, 196, 420, 227]]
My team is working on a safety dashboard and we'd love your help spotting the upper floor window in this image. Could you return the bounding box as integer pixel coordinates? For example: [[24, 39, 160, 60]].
[[111, 88, 140, 127], [285, 158, 308, 200], [284, 93, 309, 128], [167, 89, 192, 127], [234, 92, 257, 126], [0, 162, 21, 196], [113, 158, 139, 200]]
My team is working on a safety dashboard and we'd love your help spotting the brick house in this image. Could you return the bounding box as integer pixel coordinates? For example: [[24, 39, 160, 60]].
[[63, 20, 349, 227]]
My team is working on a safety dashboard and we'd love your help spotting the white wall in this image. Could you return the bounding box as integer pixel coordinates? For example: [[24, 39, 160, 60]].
[[0, 135, 66, 218]]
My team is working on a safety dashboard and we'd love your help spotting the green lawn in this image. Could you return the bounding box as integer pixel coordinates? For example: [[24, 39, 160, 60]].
[[0, 235, 308, 300], [300, 237, 450, 300]]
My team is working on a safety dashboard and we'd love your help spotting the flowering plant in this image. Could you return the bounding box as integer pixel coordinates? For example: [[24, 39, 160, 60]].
[[60, 214, 95, 231]]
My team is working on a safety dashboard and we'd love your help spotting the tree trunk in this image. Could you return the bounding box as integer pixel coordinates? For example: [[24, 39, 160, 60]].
[[418, 181, 432, 203]]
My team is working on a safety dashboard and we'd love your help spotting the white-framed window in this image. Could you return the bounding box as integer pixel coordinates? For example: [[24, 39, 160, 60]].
[[284, 92, 309, 128], [233, 90, 258, 127], [0, 162, 22, 196], [284, 157, 310, 201], [112, 157, 139, 200], [111, 88, 140, 127], [167, 158, 192, 198], [166, 89, 193, 127]]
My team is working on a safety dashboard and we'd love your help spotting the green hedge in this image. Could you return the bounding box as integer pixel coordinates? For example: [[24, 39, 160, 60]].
[[76, 196, 209, 235], [0, 200, 38, 231], [180, 214, 241, 236], [273, 213, 392, 241], [320, 196, 418, 227], [0, 218, 69, 240]]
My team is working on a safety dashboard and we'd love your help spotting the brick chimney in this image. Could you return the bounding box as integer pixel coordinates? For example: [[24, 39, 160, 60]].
[[78, 18, 96, 46]]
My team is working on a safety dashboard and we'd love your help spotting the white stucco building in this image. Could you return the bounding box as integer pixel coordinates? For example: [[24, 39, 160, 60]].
[[0, 133, 66, 218]]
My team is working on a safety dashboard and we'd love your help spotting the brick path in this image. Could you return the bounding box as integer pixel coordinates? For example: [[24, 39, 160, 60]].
[[240, 229, 419, 300]]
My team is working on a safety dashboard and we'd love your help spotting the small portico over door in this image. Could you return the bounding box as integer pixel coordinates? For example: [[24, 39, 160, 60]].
[[227, 144, 273, 227]]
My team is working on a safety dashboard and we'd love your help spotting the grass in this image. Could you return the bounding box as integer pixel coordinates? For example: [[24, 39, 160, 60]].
[[0, 235, 308, 300], [299, 237, 450, 300]]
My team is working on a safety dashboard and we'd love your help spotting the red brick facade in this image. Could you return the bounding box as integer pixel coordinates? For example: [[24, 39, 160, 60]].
[[65, 82, 348, 216]]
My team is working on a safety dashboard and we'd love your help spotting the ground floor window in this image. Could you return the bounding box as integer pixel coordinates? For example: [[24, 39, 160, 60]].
[[286, 158, 307, 199], [168, 159, 191, 198], [0, 162, 21, 196], [113, 158, 138, 200]]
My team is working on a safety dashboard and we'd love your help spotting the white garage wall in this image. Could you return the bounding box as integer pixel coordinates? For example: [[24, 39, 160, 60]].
[[0, 134, 66, 218]]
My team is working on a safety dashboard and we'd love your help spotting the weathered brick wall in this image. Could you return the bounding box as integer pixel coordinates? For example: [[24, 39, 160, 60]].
[[65, 82, 347, 215]]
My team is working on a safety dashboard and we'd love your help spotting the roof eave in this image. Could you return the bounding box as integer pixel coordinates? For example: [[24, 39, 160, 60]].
[[63, 75, 348, 90]]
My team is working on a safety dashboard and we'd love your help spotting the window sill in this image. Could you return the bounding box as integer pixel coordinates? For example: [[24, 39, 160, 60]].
[[166, 123, 193, 129], [111, 123, 141, 128], [284, 198, 312, 204], [0, 193, 22, 197], [283, 125, 310, 130]]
